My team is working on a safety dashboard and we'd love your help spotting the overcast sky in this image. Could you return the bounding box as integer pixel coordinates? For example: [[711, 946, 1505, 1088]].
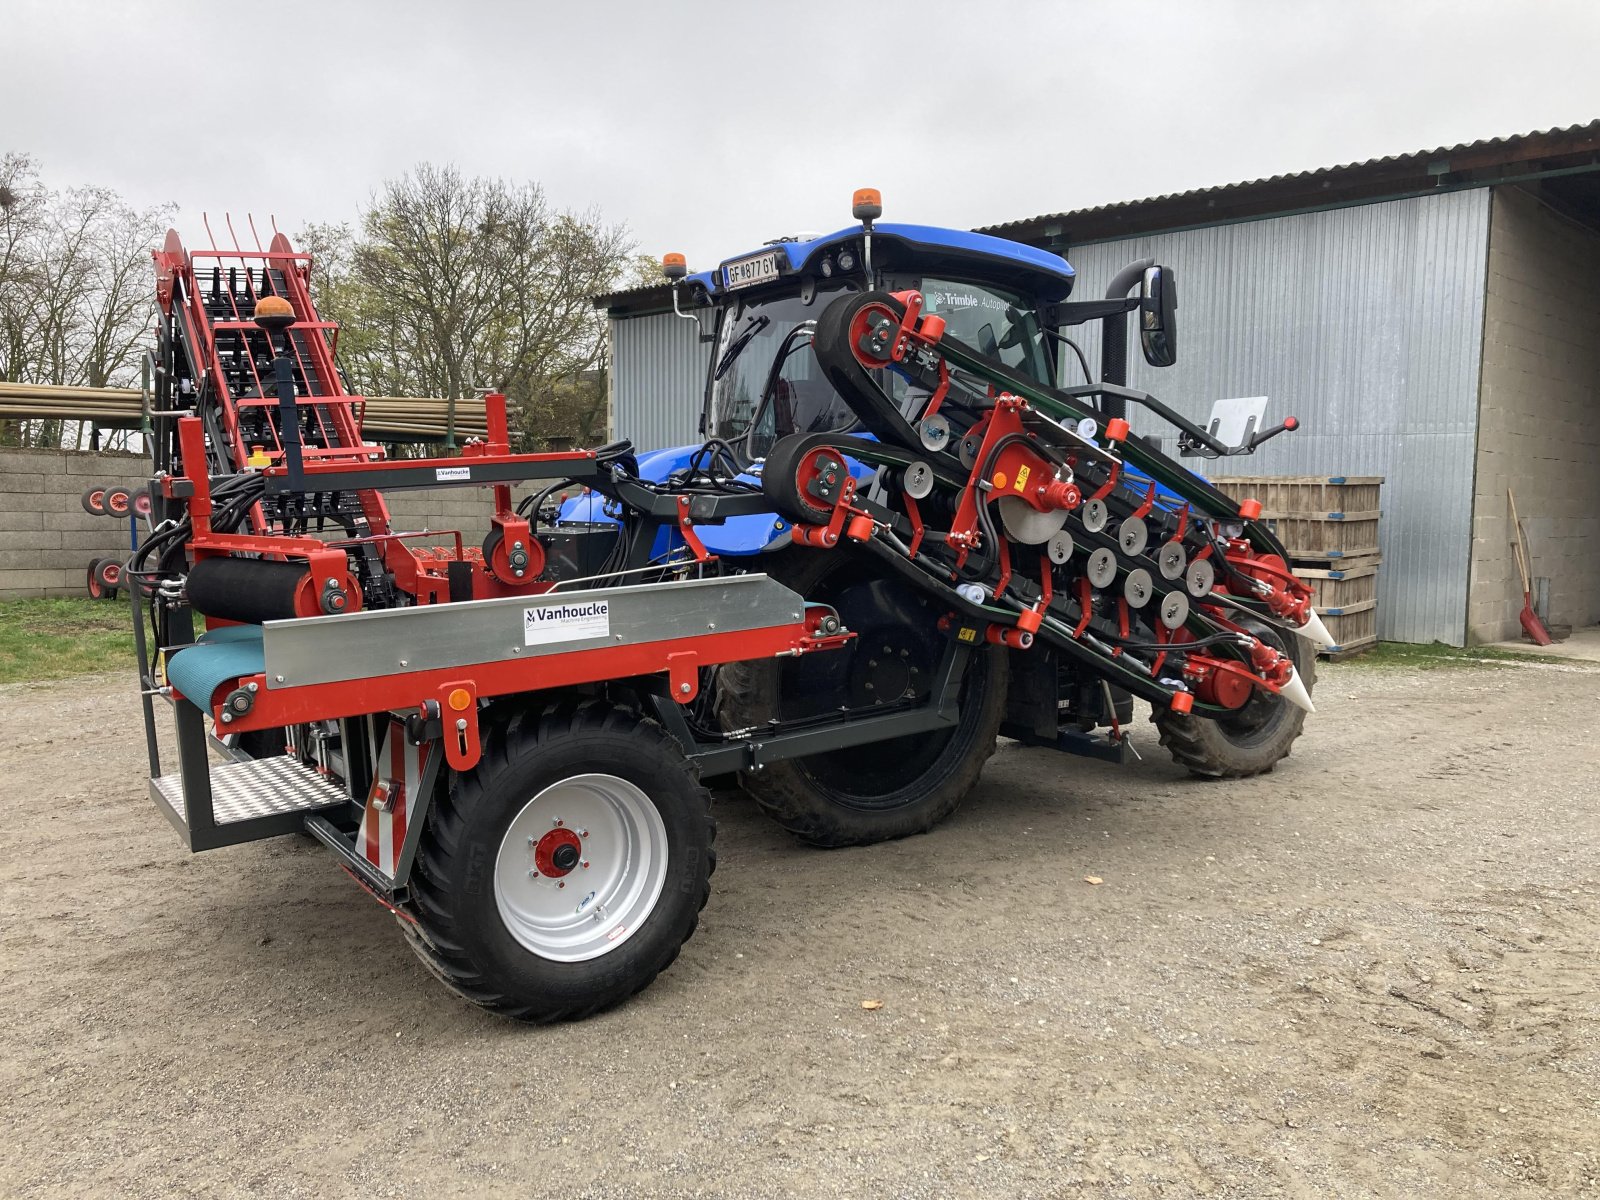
[[6, 0, 1600, 272]]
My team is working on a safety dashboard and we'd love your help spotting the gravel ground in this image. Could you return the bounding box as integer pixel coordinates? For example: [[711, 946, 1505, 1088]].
[[1, 658, 1598, 1199]]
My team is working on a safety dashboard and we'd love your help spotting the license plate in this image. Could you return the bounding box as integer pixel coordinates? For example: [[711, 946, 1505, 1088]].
[[722, 250, 784, 290]]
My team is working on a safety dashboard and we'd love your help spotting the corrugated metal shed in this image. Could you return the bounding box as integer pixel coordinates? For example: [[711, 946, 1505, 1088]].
[[610, 311, 711, 450], [981, 120, 1600, 247], [1060, 188, 1490, 645]]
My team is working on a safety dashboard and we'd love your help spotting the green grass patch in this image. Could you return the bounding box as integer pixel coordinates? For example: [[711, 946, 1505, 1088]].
[[1341, 640, 1570, 670], [0, 597, 137, 685]]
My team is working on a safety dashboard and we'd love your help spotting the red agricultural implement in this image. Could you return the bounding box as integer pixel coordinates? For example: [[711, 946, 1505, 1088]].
[[127, 199, 1323, 1021]]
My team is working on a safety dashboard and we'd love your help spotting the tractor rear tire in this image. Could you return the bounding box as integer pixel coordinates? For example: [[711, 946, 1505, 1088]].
[[716, 548, 1007, 848], [401, 699, 714, 1023], [1152, 617, 1316, 778]]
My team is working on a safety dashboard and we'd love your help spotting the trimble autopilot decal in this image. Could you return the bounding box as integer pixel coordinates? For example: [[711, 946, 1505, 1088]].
[[523, 600, 611, 646]]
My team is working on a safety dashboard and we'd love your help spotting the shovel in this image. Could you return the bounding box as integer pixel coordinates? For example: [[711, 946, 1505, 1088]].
[[1507, 489, 1553, 646]]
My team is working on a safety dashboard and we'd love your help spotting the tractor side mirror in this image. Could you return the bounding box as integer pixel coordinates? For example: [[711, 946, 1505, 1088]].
[[1140, 265, 1177, 368]]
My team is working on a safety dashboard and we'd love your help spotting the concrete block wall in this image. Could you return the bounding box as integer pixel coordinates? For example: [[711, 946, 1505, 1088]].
[[0, 447, 572, 599], [1468, 186, 1600, 643], [0, 449, 153, 599]]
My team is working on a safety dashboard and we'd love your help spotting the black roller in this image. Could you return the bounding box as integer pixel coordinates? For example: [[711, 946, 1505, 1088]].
[[187, 557, 308, 623]]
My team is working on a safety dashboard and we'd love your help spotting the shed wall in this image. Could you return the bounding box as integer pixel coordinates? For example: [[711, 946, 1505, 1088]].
[[1467, 186, 1600, 642], [610, 312, 713, 451], [1059, 189, 1491, 645]]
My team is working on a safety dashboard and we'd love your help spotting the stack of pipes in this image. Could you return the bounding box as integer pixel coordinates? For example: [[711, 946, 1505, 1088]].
[[0, 381, 489, 442]]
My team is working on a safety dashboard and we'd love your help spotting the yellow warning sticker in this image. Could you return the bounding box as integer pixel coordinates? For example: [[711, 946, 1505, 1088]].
[[958, 626, 978, 643], [1014, 464, 1031, 492]]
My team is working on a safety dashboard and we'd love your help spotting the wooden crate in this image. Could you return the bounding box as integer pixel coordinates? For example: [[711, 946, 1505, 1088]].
[[1320, 605, 1377, 655], [1211, 475, 1383, 514], [1264, 511, 1381, 559], [1292, 562, 1378, 611]]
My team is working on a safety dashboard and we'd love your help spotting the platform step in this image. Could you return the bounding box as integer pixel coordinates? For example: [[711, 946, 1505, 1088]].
[[154, 754, 348, 827]]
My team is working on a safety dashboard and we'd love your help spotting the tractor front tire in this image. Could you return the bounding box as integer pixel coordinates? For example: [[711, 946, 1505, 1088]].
[[716, 549, 1007, 848], [402, 699, 714, 1022], [1152, 618, 1316, 778]]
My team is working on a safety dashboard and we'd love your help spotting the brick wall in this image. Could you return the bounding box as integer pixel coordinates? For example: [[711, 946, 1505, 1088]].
[[0, 449, 152, 599], [1467, 186, 1600, 643], [0, 447, 569, 599]]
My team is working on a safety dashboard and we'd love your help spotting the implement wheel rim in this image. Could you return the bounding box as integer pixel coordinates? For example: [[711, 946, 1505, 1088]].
[[493, 773, 668, 963]]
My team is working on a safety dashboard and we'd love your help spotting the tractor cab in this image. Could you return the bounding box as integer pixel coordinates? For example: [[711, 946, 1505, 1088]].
[[677, 212, 1077, 467]]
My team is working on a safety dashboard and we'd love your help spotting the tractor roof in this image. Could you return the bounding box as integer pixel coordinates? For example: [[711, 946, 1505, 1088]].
[[685, 222, 1076, 303]]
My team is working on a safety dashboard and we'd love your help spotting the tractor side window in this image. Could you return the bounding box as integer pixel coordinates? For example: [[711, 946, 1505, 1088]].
[[920, 278, 1052, 385], [706, 286, 859, 458]]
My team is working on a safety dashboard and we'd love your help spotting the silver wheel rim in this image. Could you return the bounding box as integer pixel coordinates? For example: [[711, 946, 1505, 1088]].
[[493, 773, 669, 963]]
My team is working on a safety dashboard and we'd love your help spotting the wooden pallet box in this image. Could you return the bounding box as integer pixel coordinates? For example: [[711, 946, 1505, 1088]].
[[1292, 561, 1379, 610], [1319, 603, 1377, 658], [1209, 475, 1383, 514]]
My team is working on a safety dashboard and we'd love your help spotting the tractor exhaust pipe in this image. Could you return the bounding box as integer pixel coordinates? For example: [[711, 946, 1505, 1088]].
[[1099, 258, 1154, 421]]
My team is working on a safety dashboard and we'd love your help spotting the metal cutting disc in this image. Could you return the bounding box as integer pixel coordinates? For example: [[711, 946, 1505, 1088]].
[[1082, 498, 1109, 533], [958, 432, 982, 469], [1158, 539, 1188, 580], [1047, 530, 1075, 565], [903, 460, 935, 499], [918, 414, 951, 452], [1123, 568, 1154, 608], [1185, 557, 1215, 598], [1087, 547, 1118, 588], [1117, 515, 1149, 557], [998, 496, 1069, 545], [1159, 590, 1190, 630]]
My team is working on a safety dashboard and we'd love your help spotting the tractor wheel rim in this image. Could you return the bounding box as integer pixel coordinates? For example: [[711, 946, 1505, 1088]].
[[493, 773, 668, 963]]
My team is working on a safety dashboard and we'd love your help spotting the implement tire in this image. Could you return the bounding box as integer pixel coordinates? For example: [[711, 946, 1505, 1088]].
[[1152, 618, 1316, 778], [401, 699, 714, 1023], [716, 548, 1006, 848]]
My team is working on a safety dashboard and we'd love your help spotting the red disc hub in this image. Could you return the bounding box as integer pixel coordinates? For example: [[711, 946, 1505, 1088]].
[[533, 827, 583, 877]]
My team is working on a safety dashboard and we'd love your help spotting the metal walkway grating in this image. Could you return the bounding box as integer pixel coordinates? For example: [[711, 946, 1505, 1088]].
[[154, 755, 349, 826]]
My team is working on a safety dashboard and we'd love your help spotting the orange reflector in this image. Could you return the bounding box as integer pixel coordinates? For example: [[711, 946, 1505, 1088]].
[[447, 688, 472, 711]]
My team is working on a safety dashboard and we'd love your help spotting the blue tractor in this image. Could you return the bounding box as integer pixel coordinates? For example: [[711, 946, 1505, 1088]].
[[552, 191, 1319, 848]]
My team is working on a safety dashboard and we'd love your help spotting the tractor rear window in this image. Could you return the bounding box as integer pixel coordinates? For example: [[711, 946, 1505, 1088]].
[[919, 278, 1051, 384]]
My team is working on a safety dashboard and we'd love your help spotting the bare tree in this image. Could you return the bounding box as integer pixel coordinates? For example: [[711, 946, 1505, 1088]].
[[0, 158, 169, 448]]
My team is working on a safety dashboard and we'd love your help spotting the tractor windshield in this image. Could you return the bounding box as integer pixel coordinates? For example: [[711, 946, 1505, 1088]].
[[704, 277, 1052, 460]]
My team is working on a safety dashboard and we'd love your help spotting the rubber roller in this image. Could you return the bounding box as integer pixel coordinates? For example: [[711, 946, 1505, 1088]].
[[186, 557, 356, 622]]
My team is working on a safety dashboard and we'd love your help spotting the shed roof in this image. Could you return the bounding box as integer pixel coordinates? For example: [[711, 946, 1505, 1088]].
[[980, 119, 1600, 248], [597, 119, 1600, 313]]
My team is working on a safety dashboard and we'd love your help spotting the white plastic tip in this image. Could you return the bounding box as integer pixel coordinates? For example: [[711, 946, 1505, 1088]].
[[1296, 609, 1334, 650], [1277, 664, 1315, 714]]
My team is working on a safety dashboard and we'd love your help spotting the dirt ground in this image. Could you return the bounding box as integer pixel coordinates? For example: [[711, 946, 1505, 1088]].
[[2, 657, 1598, 1199]]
